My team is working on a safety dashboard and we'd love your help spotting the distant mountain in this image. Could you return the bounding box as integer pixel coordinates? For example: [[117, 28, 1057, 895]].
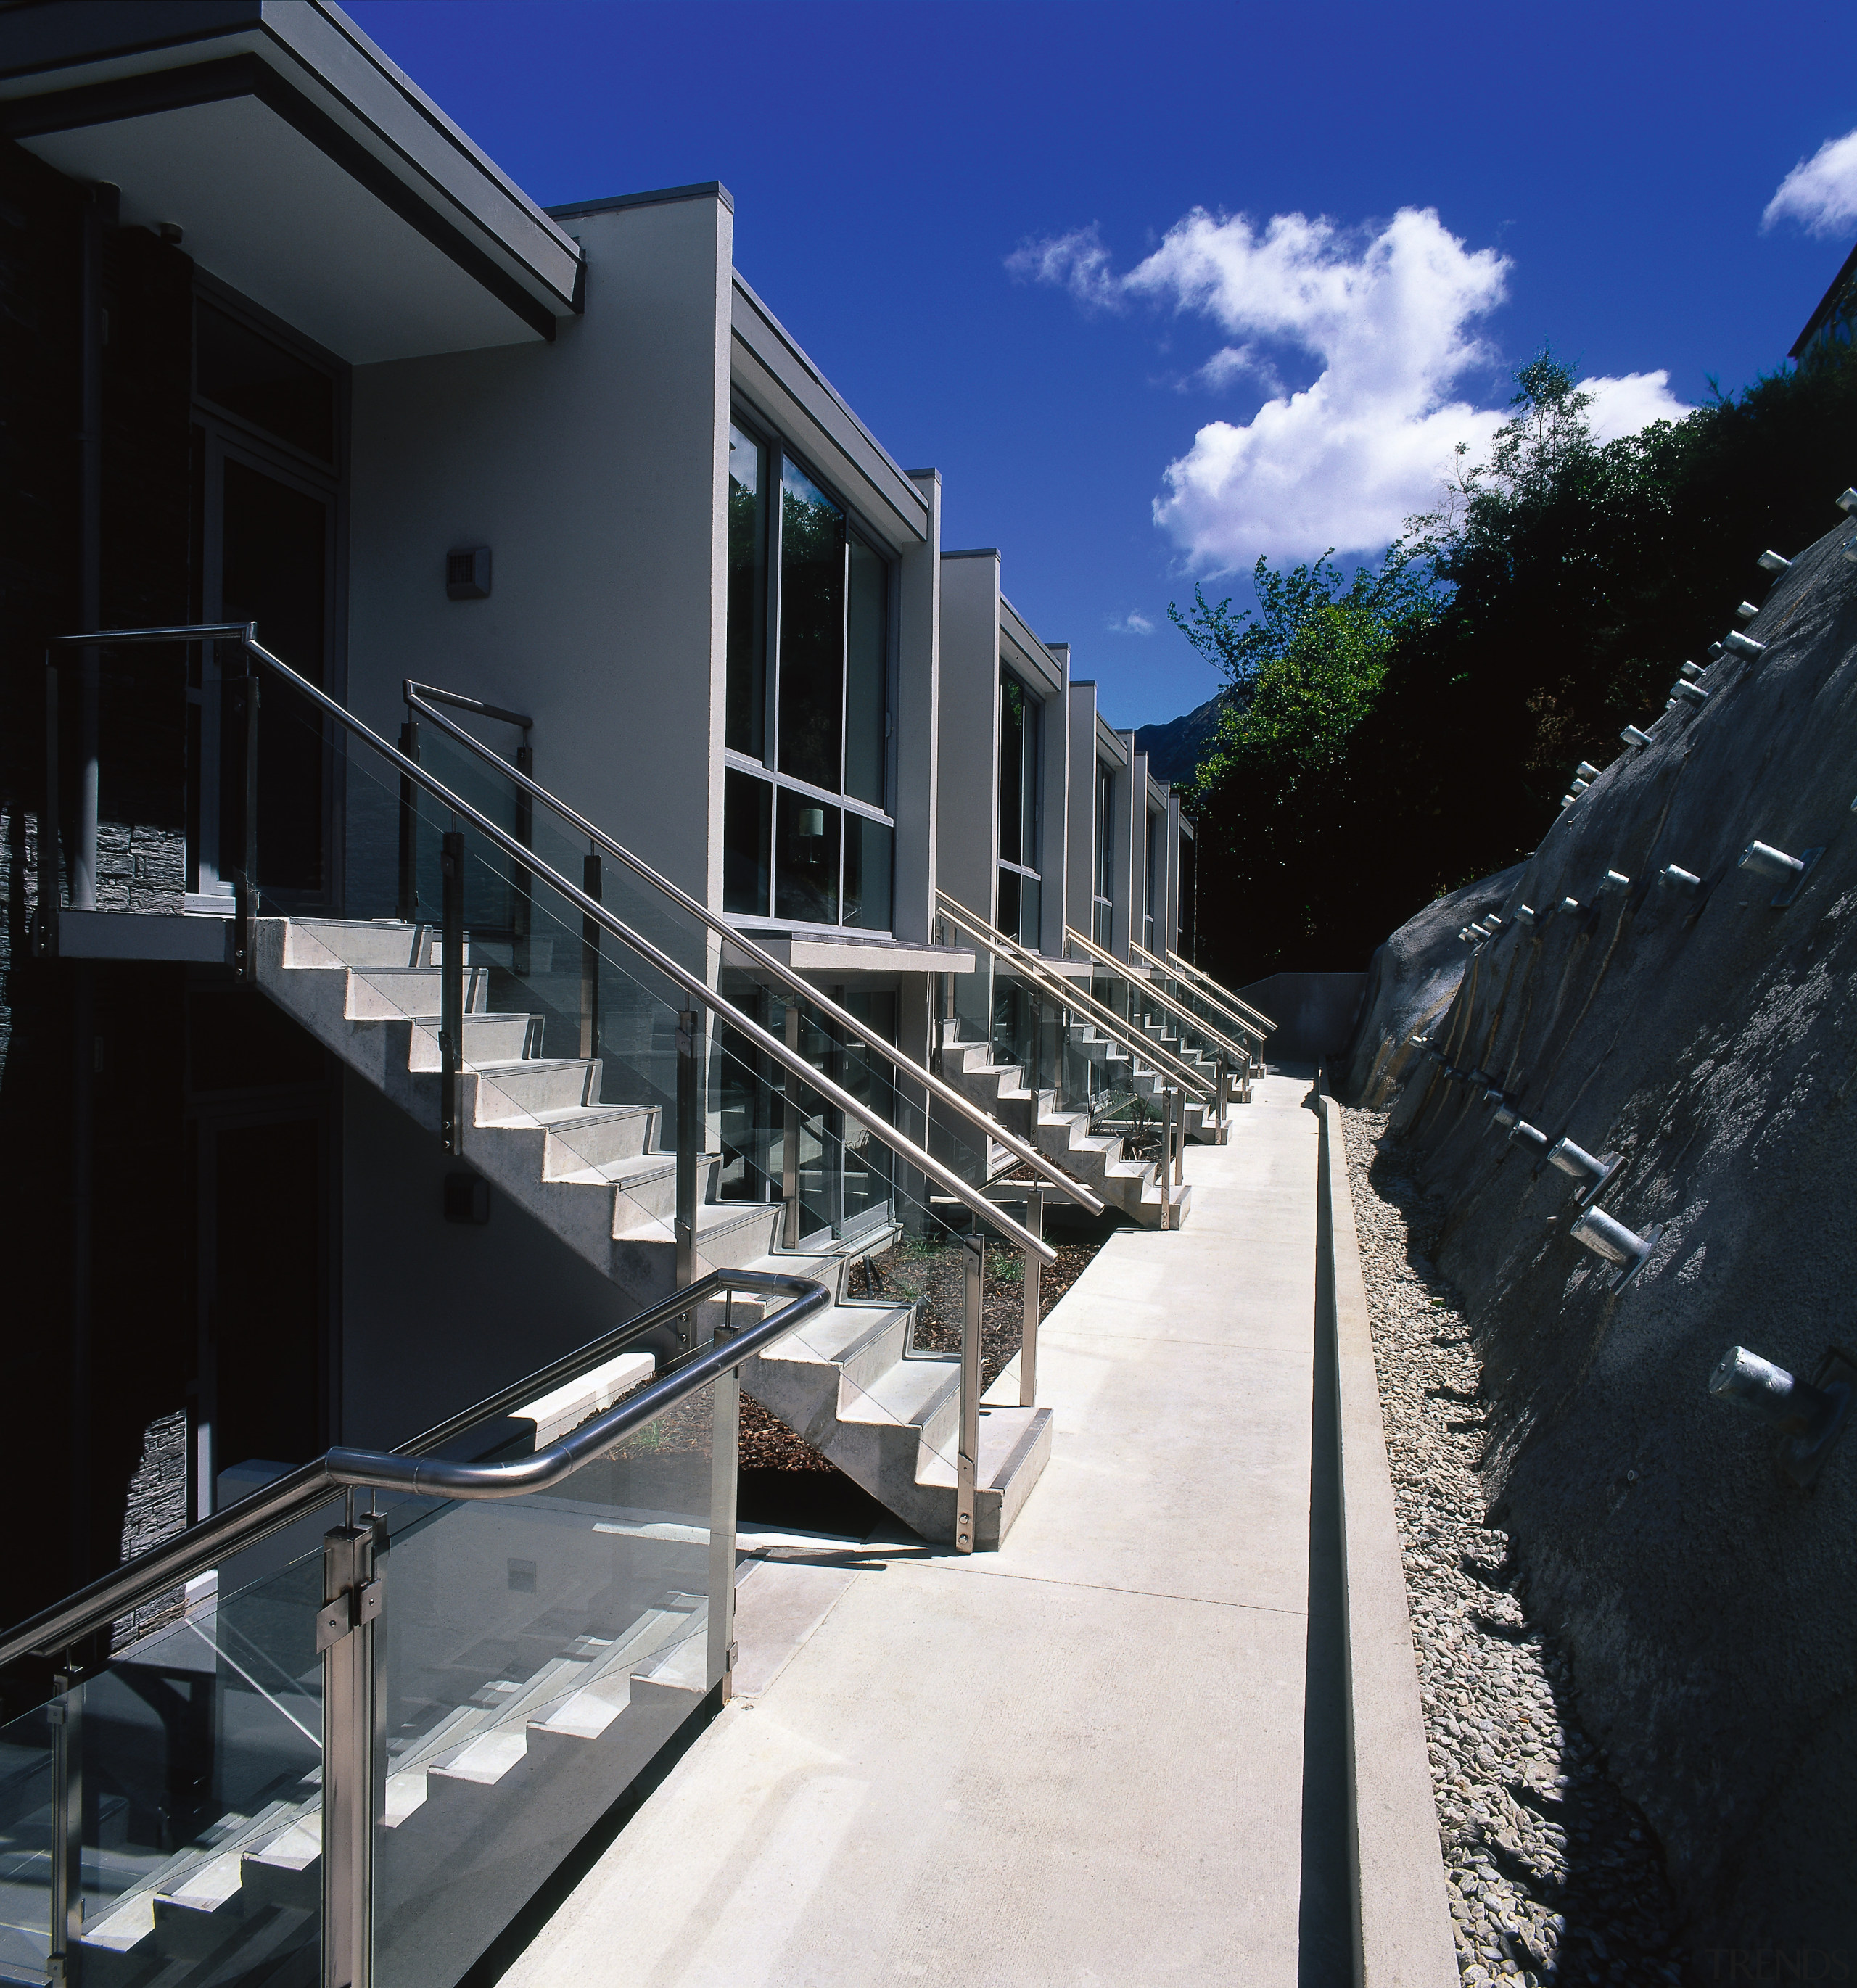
[[1134, 694, 1227, 788]]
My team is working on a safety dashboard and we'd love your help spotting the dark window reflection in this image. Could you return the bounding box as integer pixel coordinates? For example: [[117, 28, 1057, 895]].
[[997, 866, 1020, 944], [1019, 874, 1042, 949], [999, 677, 1026, 867], [197, 302, 335, 463], [727, 424, 767, 757], [777, 461, 845, 791], [221, 458, 327, 894], [723, 767, 772, 915], [775, 785, 839, 924], [844, 814, 892, 931]]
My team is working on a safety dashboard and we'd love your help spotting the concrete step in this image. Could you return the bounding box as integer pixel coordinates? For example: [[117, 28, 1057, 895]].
[[532, 1101, 658, 1171], [474, 1056, 597, 1115], [350, 963, 492, 1015], [288, 915, 425, 970]]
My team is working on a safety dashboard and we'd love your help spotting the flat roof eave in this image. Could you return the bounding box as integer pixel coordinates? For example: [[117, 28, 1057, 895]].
[[0, 0, 582, 363]]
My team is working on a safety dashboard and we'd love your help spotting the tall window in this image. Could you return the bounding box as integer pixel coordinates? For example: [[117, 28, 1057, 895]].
[[724, 418, 893, 931], [997, 675, 1041, 949], [1092, 760, 1114, 949], [1144, 809, 1158, 953]]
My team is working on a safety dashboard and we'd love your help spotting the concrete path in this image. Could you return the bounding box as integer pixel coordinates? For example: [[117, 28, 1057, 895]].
[[503, 1069, 1338, 1987]]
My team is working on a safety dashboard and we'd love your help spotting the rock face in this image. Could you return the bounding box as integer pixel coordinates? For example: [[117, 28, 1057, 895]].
[[1133, 693, 1224, 785], [1335, 865, 1525, 1106], [1369, 508, 1857, 1960]]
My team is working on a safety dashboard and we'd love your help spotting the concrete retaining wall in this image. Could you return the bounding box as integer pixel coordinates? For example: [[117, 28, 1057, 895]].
[[1316, 1083, 1458, 1987], [1241, 970, 1368, 1063]]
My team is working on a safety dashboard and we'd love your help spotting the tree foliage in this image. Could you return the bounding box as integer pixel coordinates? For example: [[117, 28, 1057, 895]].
[[1179, 340, 1857, 981]]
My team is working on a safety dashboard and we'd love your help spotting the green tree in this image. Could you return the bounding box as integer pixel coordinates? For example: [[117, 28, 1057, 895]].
[[1172, 339, 1857, 982]]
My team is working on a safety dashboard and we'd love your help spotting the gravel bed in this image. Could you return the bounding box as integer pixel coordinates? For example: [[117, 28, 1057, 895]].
[[1340, 1105, 1691, 1987]]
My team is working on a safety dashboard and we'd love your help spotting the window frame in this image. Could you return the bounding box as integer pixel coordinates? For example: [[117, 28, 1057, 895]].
[[723, 405, 899, 934]]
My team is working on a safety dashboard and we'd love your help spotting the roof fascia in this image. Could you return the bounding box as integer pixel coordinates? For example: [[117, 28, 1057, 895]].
[[0, 0, 582, 327], [730, 270, 928, 550]]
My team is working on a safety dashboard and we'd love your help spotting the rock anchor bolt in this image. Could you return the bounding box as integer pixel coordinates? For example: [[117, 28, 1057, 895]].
[[1709, 1345, 1853, 1488], [1738, 839, 1822, 907], [1547, 1137, 1626, 1206], [1568, 1205, 1663, 1292]]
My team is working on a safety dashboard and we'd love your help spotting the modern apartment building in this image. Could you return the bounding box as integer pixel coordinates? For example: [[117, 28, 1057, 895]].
[[0, 9, 1261, 1984]]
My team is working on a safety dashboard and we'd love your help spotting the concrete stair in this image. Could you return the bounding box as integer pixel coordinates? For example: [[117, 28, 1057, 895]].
[[737, 1295, 1052, 1549], [249, 917, 1053, 1551], [935, 1023, 1192, 1228]]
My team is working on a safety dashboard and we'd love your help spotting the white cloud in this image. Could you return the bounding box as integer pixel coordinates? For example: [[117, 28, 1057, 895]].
[[1189, 344, 1283, 395], [1005, 225, 1118, 308], [1016, 204, 1690, 572], [1108, 609, 1155, 635], [1581, 371, 1690, 442], [1763, 130, 1857, 237]]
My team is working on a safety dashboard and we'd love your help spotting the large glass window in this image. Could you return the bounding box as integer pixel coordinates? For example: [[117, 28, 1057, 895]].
[[723, 415, 894, 928], [997, 675, 1041, 949], [1144, 809, 1159, 953], [726, 424, 768, 757]]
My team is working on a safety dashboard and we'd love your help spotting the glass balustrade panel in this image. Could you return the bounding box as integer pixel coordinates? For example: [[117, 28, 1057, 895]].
[[370, 1389, 724, 1988], [0, 1525, 336, 1988]]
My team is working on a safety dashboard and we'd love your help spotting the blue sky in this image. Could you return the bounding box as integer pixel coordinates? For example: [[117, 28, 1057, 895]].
[[350, 0, 1857, 731]]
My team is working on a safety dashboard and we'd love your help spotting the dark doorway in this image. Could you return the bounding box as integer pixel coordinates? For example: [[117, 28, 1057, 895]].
[[187, 283, 344, 914], [221, 456, 331, 896], [196, 1111, 329, 1508]]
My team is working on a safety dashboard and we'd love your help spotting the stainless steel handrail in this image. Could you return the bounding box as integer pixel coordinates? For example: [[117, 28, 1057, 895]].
[[45, 624, 1055, 1263], [1067, 924, 1259, 1061], [0, 1268, 828, 1670], [403, 683, 1102, 1219], [935, 894, 1213, 1102], [403, 677, 532, 733], [1161, 946, 1277, 1033]]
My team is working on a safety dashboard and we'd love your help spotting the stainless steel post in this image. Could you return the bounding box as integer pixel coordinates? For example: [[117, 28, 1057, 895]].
[[579, 849, 601, 1062], [956, 1232, 982, 1553], [781, 1000, 802, 1249], [73, 184, 111, 917], [46, 1670, 82, 1987], [707, 1313, 741, 1701], [319, 1522, 381, 1988], [395, 719, 419, 923], [512, 738, 534, 974], [37, 659, 61, 958], [675, 1008, 701, 1305], [1217, 1051, 1229, 1134], [1158, 1088, 1174, 1232], [231, 664, 260, 982], [440, 830, 464, 1156], [1019, 1187, 1042, 1410], [1174, 1084, 1185, 1186]]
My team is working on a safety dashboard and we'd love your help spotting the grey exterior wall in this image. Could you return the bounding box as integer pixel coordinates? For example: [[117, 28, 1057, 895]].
[[1032, 633, 1070, 957], [892, 471, 941, 944], [936, 551, 1002, 927], [1064, 682, 1099, 941], [339, 1071, 631, 1451], [346, 189, 735, 915]]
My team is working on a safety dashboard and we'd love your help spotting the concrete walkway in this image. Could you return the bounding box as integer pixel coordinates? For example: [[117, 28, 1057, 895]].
[[503, 1069, 1338, 1987]]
